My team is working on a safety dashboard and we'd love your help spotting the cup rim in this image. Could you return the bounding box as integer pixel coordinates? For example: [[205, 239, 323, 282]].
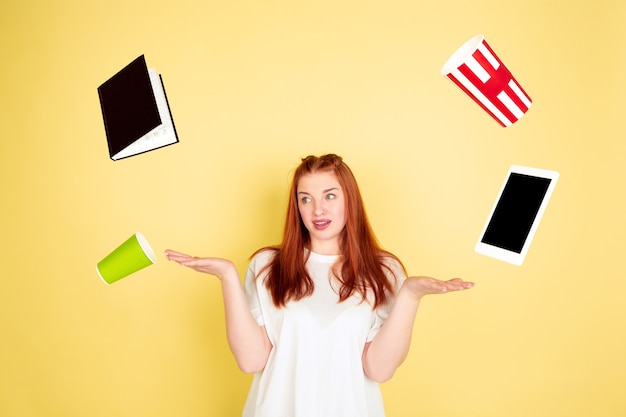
[[135, 232, 157, 263], [441, 34, 485, 75]]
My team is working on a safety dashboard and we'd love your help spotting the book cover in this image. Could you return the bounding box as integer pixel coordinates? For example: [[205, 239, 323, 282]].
[[97, 55, 178, 160]]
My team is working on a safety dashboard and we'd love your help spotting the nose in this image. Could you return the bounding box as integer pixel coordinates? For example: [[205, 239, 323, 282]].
[[313, 200, 325, 216]]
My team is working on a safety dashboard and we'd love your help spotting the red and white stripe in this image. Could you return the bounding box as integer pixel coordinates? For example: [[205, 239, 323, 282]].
[[445, 38, 532, 127]]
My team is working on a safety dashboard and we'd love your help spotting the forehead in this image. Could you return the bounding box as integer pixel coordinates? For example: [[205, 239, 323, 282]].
[[297, 170, 341, 192]]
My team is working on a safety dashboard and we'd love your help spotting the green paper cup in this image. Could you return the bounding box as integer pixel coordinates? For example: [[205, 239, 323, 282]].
[[97, 232, 157, 284]]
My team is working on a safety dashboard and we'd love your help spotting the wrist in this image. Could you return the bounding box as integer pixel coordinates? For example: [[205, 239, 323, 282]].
[[219, 266, 240, 284], [400, 280, 425, 303], [401, 277, 429, 302]]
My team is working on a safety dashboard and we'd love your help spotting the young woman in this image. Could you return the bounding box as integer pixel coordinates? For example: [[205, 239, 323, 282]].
[[165, 153, 474, 417]]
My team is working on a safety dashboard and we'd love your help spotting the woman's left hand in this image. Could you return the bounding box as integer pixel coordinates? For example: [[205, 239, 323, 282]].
[[403, 276, 474, 301]]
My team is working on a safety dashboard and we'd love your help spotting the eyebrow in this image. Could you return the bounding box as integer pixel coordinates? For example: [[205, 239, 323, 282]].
[[297, 187, 339, 195]]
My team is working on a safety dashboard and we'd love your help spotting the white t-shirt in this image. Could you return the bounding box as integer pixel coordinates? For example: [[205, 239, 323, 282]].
[[242, 250, 405, 417]]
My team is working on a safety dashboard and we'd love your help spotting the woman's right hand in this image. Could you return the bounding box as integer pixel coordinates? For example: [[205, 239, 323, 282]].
[[164, 249, 237, 281]]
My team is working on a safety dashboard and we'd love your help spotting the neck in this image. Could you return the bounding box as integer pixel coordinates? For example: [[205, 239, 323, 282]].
[[309, 241, 340, 256]]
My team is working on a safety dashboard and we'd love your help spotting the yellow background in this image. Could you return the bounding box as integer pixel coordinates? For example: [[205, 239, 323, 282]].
[[2, 1, 625, 416]]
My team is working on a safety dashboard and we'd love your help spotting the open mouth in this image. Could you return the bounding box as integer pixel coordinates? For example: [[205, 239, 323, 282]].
[[312, 220, 331, 230]]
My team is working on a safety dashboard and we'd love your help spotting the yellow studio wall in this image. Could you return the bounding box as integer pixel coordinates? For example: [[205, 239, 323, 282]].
[[1, 0, 625, 416]]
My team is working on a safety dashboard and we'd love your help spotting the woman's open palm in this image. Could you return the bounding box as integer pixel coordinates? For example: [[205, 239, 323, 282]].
[[404, 276, 474, 300], [164, 249, 236, 281]]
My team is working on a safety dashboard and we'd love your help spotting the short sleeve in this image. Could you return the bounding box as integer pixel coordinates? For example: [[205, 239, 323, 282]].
[[244, 252, 272, 326], [366, 258, 406, 342]]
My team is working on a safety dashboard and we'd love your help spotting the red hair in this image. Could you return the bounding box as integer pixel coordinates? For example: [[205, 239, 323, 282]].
[[252, 154, 405, 308]]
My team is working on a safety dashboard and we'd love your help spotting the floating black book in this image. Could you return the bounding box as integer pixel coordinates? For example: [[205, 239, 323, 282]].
[[97, 55, 178, 160]]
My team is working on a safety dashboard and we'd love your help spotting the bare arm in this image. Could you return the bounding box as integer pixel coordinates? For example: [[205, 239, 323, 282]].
[[362, 276, 474, 382], [165, 250, 272, 374]]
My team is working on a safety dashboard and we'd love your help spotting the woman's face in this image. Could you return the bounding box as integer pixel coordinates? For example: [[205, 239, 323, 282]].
[[296, 170, 347, 255]]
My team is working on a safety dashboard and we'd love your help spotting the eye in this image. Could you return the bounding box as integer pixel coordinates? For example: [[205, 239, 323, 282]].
[[300, 196, 312, 204], [325, 193, 336, 200]]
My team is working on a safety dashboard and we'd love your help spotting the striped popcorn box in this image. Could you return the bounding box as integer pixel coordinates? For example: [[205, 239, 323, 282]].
[[441, 35, 532, 127]]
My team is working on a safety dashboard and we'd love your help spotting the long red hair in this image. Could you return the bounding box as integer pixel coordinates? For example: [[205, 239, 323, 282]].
[[252, 154, 405, 308]]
